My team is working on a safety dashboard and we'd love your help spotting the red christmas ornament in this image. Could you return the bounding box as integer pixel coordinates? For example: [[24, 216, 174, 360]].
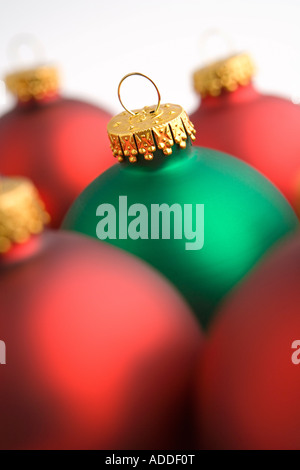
[[0, 65, 113, 227], [191, 53, 300, 214], [0, 176, 203, 450], [197, 231, 300, 450]]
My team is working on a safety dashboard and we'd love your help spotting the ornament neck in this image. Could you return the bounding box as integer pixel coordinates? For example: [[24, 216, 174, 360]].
[[0, 235, 42, 267], [121, 140, 194, 172], [200, 83, 259, 109], [16, 91, 60, 109]]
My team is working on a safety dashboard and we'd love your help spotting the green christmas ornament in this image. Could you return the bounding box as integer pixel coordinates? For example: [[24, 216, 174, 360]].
[[62, 73, 298, 327]]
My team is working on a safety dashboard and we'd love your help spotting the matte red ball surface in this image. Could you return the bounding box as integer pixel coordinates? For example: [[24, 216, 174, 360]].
[[0, 97, 113, 227], [197, 232, 300, 449], [190, 84, 300, 213], [0, 231, 202, 449]]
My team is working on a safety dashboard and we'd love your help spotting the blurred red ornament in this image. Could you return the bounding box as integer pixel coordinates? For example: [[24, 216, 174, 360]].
[[197, 231, 300, 450], [191, 53, 300, 214], [0, 177, 202, 450], [0, 64, 113, 227]]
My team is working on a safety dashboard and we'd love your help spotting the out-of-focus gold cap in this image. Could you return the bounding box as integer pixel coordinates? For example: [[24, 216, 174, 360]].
[[193, 52, 255, 98], [5, 65, 59, 102], [0, 176, 50, 253], [107, 103, 196, 163]]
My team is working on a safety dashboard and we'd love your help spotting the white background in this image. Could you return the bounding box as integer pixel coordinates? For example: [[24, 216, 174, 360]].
[[0, 0, 300, 116]]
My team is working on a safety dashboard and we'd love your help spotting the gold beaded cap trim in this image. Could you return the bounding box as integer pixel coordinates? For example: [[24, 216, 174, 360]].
[[5, 65, 59, 102], [107, 103, 196, 163], [193, 53, 255, 98], [0, 177, 50, 254]]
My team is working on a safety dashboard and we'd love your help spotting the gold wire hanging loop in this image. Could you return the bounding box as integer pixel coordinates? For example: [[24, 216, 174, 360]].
[[7, 33, 45, 67], [198, 28, 235, 62], [117, 73, 161, 116]]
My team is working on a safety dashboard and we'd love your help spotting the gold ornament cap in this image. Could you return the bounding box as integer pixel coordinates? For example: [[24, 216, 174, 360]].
[[0, 177, 50, 254], [193, 52, 255, 98], [107, 73, 196, 163], [5, 65, 59, 103]]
